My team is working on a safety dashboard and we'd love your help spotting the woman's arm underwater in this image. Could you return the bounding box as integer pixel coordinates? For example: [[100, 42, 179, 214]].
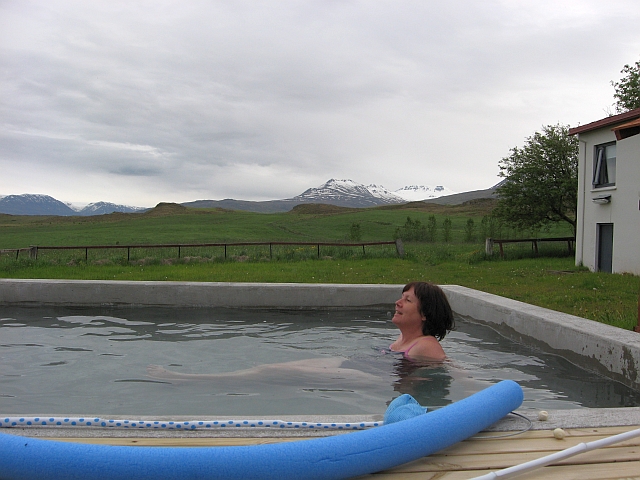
[[147, 357, 382, 384]]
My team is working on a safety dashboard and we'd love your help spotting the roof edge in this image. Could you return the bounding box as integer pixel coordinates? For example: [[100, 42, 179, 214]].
[[569, 107, 640, 135]]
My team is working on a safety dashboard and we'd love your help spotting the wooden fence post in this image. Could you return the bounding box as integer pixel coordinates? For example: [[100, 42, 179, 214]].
[[395, 239, 404, 257], [29, 246, 37, 260], [485, 238, 494, 256]]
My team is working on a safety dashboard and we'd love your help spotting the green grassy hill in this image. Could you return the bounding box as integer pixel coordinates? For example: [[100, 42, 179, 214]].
[[2, 201, 636, 331], [0, 198, 550, 248]]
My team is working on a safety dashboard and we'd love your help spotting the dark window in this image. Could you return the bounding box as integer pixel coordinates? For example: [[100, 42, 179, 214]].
[[592, 143, 616, 188]]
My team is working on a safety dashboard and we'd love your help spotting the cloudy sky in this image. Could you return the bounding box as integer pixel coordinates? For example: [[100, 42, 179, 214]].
[[1, 1, 639, 207]]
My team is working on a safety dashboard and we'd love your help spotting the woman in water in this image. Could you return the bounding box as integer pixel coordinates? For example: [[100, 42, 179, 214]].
[[147, 281, 454, 383], [389, 281, 454, 361]]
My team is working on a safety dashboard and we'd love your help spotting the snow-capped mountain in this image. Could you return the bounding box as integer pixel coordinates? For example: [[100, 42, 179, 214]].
[[393, 185, 457, 202], [366, 184, 406, 203], [0, 195, 147, 216], [184, 179, 462, 212], [77, 202, 147, 216], [290, 179, 455, 206], [1, 179, 462, 216], [290, 179, 405, 208], [0, 194, 77, 216]]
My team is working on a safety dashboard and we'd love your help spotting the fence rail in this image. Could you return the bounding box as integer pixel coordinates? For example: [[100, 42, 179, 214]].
[[0, 248, 32, 260], [485, 236, 575, 258], [4, 240, 403, 262]]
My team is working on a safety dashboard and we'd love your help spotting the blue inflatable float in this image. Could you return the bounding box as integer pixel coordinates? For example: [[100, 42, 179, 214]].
[[0, 380, 523, 480]]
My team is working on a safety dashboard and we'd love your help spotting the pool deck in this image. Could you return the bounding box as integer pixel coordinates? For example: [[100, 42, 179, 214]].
[[3, 419, 640, 479], [47, 426, 639, 479]]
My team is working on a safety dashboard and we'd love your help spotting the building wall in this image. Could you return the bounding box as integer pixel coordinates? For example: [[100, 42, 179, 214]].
[[576, 129, 640, 275]]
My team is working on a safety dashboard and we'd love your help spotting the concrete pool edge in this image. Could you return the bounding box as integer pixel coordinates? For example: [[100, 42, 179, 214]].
[[0, 279, 403, 308], [3, 408, 640, 439], [1, 279, 639, 435], [440, 285, 640, 392]]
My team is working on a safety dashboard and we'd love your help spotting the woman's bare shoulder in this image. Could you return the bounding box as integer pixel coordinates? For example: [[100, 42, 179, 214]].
[[409, 336, 446, 361]]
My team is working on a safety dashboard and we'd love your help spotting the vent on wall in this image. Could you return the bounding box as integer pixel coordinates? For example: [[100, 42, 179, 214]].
[[592, 195, 611, 204]]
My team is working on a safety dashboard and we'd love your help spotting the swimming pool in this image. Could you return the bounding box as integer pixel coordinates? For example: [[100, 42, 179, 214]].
[[1, 305, 638, 416]]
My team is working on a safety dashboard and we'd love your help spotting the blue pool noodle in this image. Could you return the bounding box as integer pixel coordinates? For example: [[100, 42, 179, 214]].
[[0, 380, 523, 480]]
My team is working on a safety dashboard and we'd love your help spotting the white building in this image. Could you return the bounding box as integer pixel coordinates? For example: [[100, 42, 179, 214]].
[[569, 107, 640, 275]]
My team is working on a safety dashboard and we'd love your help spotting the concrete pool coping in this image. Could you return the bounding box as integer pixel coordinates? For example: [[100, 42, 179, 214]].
[[2, 408, 640, 440], [1, 279, 639, 437]]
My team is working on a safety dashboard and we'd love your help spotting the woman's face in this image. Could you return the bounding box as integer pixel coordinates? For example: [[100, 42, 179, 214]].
[[392, 287, 425, 327]]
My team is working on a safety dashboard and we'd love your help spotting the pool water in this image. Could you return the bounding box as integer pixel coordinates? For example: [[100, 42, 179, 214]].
[[1, 306, 638, 416]]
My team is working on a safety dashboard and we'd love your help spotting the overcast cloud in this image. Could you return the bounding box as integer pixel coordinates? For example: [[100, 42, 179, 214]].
[[1, 1, 639, 207]]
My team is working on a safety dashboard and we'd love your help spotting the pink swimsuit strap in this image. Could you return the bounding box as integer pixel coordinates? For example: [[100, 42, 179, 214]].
[[390, 340, 420, 357]]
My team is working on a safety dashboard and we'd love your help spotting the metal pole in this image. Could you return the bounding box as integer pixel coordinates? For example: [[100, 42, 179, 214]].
[[471, 427, 640, 480]]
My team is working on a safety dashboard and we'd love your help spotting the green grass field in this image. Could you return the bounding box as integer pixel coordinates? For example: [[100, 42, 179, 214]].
[[1, 201, 637, 330], [0, 201, 499, 246]]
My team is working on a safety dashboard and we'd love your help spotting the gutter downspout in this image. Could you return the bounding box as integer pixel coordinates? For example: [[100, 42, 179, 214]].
[[636, 280, 640, 333], [575, 136, 587, 268]]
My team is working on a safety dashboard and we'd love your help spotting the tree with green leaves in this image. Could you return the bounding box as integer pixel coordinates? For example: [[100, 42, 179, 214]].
[[426, 215, 437, 242], [349, 222, 362, 241], [394, 216, 427, 241], [464, 219, 476, 242], [479, 214, 502, 240], [494, 124, 578, 236], [612, 58, 640, 113], [442, 217, 452, 242]]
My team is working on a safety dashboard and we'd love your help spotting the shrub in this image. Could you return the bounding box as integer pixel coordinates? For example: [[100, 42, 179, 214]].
[[426, 215, 437, 242], [394, 216, 428, 242], [464, 218, 476, 242], [349, 222, 362, 241], [442, 217, 452, 242]]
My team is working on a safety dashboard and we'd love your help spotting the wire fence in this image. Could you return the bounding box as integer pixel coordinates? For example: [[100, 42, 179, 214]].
[[485, 237, 575, 258], [1, 241, 403, 264]]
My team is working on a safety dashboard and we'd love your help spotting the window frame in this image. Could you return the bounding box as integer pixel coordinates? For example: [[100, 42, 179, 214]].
[[592, 142, 616, 188]]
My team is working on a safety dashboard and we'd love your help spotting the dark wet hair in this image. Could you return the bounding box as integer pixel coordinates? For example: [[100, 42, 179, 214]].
[[403, 282, 454, 341]]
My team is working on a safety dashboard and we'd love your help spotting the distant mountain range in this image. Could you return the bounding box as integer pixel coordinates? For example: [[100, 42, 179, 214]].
[[183, 179, 463, 213], [0, 179, 500, 216], [0, 194, 146, 216]]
